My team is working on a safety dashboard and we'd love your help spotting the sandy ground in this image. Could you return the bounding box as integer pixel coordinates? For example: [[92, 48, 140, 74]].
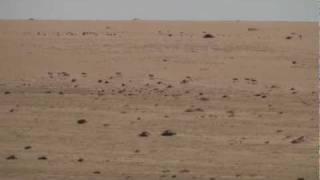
[[0, 20, 318, 180]]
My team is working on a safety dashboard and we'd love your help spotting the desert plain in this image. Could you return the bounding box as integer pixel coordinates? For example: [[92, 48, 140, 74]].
[[0, 20, 318, 180]]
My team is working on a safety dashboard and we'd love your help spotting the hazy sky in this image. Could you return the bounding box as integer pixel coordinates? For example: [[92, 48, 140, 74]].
[[0, 0, 318, 21]]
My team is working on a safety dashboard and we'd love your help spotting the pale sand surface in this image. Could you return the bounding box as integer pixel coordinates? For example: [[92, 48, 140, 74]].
[[0, 20, 318, 180]]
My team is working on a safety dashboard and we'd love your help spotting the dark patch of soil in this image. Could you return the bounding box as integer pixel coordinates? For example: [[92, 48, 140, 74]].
[[248, 28, 258, 31], [161, 130, 176, 136], [203, 34, 214, 38], [38, 156, 47, 160], [6, 155, 17, 160], [291, 136, 305, 144], [24, 146, 32, 150], [77, 119, 87, 124], [286, 36, 293, 40], [139, 131, 150, 137], [4, 91, 11, 95]]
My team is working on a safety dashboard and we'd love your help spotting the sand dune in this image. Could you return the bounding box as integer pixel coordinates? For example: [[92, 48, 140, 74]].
[[0, 20, 318, 180]]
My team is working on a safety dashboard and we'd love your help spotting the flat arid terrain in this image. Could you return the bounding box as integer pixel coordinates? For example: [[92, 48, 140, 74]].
[[0, 20, 318, 180]]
